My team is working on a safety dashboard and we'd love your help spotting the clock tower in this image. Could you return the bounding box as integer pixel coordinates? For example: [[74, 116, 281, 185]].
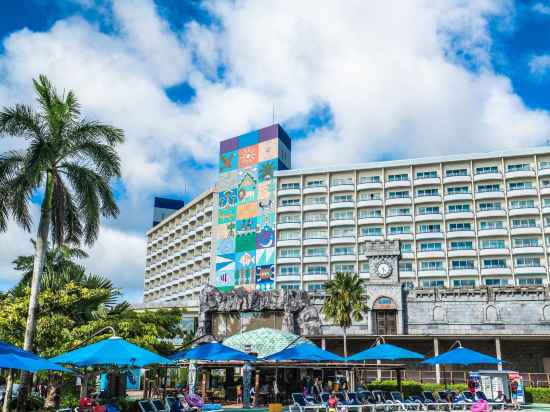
[[363, 240, 405, 335]]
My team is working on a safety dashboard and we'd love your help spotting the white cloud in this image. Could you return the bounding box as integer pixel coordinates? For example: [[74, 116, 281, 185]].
[[529, 54, 550, 77], [533, 2, 550, 15], [2, 0, 550, 300]]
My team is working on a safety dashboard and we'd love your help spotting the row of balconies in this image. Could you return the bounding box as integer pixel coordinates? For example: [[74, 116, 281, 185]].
[[145, 268, 209, 291], [148, 221, 213, 251], [148, 205, 213, 244], [278, 168, 550, 195], [147, 244, 210, 267], [146, 254, 211, 279], [147, 234, 212, 260]]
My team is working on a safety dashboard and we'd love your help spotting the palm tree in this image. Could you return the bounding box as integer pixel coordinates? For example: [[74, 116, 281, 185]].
[[321, 272, 369, 358], [0, 74, 123, 409]]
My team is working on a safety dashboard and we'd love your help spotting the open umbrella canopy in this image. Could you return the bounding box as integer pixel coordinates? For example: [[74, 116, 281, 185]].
[[169, 342, 256, 362], [0, 341, 71, 373], [264, 342, 344, 362], [50, 337, 173, 368], [347, 343, 424, 361], [423, 347, 502, 365]]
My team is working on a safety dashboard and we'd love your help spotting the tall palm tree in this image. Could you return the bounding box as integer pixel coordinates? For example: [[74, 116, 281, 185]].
[[321, 272, 369, 358], [0, 74, 123, 409]]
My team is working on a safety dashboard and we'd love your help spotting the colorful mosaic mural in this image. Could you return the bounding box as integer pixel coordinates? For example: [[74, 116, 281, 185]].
[[215, 124, 291, 292]]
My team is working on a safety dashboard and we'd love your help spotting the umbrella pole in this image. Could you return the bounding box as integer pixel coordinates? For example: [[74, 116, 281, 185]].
[[2, 369, 13, 412]]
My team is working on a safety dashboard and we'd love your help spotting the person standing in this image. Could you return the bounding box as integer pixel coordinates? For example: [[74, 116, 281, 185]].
[[510, 379, 519, 410]]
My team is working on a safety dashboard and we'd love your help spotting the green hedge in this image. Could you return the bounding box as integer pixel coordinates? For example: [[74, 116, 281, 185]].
[[524, 387, 550, 404]]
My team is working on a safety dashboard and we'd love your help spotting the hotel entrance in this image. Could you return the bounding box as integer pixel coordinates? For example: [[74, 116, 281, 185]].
[[372, 296, 398, 335]]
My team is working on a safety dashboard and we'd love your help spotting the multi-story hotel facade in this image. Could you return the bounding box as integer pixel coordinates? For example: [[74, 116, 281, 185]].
[[144, 124, 550, 380]]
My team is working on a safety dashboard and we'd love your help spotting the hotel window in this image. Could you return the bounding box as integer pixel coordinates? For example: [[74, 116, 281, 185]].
[[388, 207, 410, 216], [389, 226, 411, 235], [515, 257, 541, 267], [477, 184, 500, 193], [305, 195, 326, 205], [420, 261, 444, 270], [483, 259, 506, 268], [479, 220, 504, 230], [279, 248, 300, 258], [388, 173, 409, 181], [485, 278, 508, 286], [333, 263, 355, 273], [305, 229, 327, 239], [416, 171, 438, 179], [307, 180, 325, 188], [451, 260, 475, 269], [332, 210, 354, 220], [401, 243, 413, 253], [507, 163, 530, 172], [510, 199, 535, 209], [332, 194, 354, 203], [450, 241, 473, 250], [279, 265, 300, 276], [508, 181, 534, 191], [281, 198, 300, 206], [480, 239, 505, 249], [305, 247, 327, 256], [513, 238, 539, 247], [420, 242, 442, 251], [388, 190, 409, 199], [360, 175, 381, 183], [332, 177, 353, 186], [361, 227, 383, 236], [306, 265, 328, 275], [541, 179, 550, 188], [540, 161, 550, 170], [333, 246, 354, 256], [418, 224, 441, 233], [518, 277, 543, 285], [360, 262, 370, 272], [332, 227, 354, 237], [359, 209, 382, 218], [358, 191, 381, 201], [446, 168, 468, 177], [447, 186, 470, 194], [417, 188, 439, 197], [448, 204, 470, 213], [418, 206, 440, 215], [279, 230, 300, 240], [546, 217, 550, 227], [476, 166, 498, 174], [449, 222, 472, 231], [280, 283, 300, 290], [511, 218, 537, 228], [421, 279, 445, 288], [399, 262, 413, 271], [544, 198, 550, 207], [279, 214, 300, 223], [402, 281, 415, 290], [479, 202, 501, 211], [304, 212, 327, 222], [453, 279, 476, 288], [281, 182, 300, 190], [307, 283, 325, 293]]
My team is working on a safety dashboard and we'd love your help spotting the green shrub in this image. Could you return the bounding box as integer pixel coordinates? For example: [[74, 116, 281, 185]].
[[524, 387, 550, 404], [366, 380, 467, 399], [59, 390, 80, 409]]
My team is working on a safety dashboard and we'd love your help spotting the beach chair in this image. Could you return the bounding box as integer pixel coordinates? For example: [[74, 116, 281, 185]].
[[291, 392, 321, 412], [371, 390, 394, 412], [336, 392, 350, 405], [475, 391, 504, 410], [420, 392, 440, 410], [321, 392, 331, 405], [138, 400, 157, 412], [462, 392, 475, 404], [357, 390, 376, 405], [151, 399, 169, 412], [346, 392, 364, 411], [390, 391, 420, 411], [166, 396, 183, 412]]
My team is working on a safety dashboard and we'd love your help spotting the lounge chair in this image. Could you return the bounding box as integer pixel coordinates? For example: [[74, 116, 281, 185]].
[[346, 392, 364, 411], [151, 399, 169, 412], [357, 390, 376, 405], [390, 391, 421, 411], [138, 400, 157, 412], [371, 390, 394, 412], [166, 396, 183, 412], [420, 392, 440, 410], [291, 392, 321, 412], [462, 392, 475, 404], [475, 391, 505, 409], [321, 392, 331, 405], [336, 392, 350, 405]]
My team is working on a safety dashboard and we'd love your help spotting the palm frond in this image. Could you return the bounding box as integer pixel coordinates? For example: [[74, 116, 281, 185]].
[[67, 120, 124, 146], [0, 104, 45, 141]]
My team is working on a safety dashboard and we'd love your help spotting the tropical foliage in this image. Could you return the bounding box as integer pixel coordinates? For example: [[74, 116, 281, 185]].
[[321, 272, 369, 358]]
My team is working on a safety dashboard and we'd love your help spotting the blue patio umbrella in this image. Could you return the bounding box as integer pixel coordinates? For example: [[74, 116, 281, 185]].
[[169, 342, 256, 362], [264, 342, 345, 362], [423, 346, 502, 366], [347, 343, 424, 361], [0, 341, 71, 373], [50, 336, 173, 368]]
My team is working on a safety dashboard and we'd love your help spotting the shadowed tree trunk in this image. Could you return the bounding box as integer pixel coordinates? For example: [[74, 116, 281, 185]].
[[2, 369, 13, 412]]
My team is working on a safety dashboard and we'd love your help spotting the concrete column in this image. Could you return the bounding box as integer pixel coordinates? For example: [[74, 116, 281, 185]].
[[495, 337, 503, 371], [433, 337, 440, 384], [321, 338, 326, 350], [376, 359, 382, 381]]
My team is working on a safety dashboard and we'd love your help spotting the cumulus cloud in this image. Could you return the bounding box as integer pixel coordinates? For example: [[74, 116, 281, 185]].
[[533, 2, 550, 15], [1, 0, 550, 300], [529, 54, 550, 77]]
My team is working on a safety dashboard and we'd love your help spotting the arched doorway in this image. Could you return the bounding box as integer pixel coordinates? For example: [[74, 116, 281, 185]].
[[372, 296, 397, 335]]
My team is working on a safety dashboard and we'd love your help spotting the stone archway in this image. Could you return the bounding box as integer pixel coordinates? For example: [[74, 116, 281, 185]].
[[372, 296, 397, 335]]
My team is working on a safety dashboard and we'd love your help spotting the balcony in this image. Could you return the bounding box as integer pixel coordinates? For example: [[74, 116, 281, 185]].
[[277, 256, 301, 264], [540, 187, 550, 196], [385, 179, 411, 188], [331, 254, 356, 262], [358, 217, 384, 225], [474, 171, 502, 182], [479, 247, 510, 256], [507, 188, 538, 198], [330, 183, 355, 192], [277, 221, 301, 230], [357, 199, 383, 208], [303, 185, 327, 195], [278, 204, 301, 213], [277, 274, 301, 282], [416, 231, 444, 240], [481, 266, 511, 276], [358, 234, 384, 242], [415, 194, 442, 204], [387, 233, 413, 241], [331, 235, 356, 244], [386, 196, 412, 206], [303, 255, 328, 264], [478, 228, 508, 237], [303, 203, 327, 211], [476, 209, 505, 218], [449, 268, 478, 277], [515, 265, 546, 275], [539, 166, 550, 177], [417, 250, 445, 259], [510, 226, 540, 236], [303, 237, 328, 246], [386, 214, 413, 224], [506, 169, 535, 179], [475, 190, 504, 200], [303, 219, 328, 228], [302, 273, 329, 282], [278, 187, 301, 196], [445, 211, 474, 220], [448, 249, 477, 257], [414, 177, 441, 186], [447, 229, 475, 239], [513, 246, 544, 255], [509, 207, 539, 217], [444, 193, 473, 202], [417, 268, 447, 277], [277, 239, 301, 247], [330, 218, 355, 226], [415, 213, 443, 222], [330, 200, 355, 209], [443, 175, 471, 184], [357, 181, 383, 190]]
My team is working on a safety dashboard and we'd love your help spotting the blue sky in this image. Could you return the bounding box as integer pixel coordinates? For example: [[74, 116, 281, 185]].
[[2, 0, 550, 300]]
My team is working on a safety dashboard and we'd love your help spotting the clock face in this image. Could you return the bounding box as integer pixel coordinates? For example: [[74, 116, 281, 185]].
[[377, 262, 392, 278]]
